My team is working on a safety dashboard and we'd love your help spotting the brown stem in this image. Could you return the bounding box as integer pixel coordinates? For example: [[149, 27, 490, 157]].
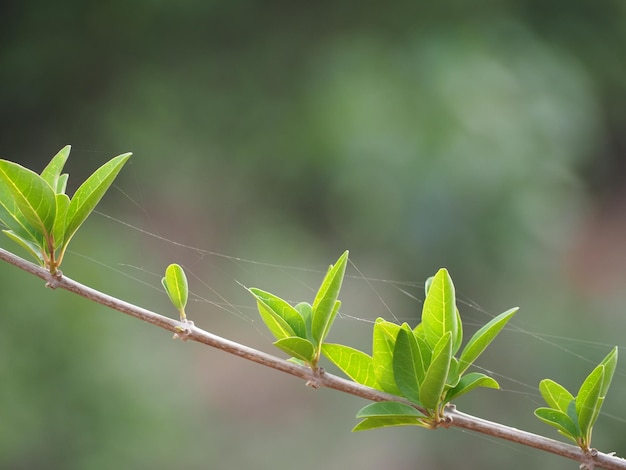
[[0, 246, 624, 470]]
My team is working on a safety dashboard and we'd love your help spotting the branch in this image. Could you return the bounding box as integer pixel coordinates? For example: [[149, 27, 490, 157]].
[[1, 246, 624, 470], [446, 407, 624, 470]]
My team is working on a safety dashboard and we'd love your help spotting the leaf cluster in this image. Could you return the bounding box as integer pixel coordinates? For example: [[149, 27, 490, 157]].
[[0, 146, 131, 274], [248, 255, 518, 431], [534, 347, 618, 451], [165, 250, 620, 451], [248, 250, 348, 369], [324, 268, 518, 431]]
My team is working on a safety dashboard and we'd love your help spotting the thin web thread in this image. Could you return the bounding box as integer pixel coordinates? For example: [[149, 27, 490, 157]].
[[68, 179, 625, 426]]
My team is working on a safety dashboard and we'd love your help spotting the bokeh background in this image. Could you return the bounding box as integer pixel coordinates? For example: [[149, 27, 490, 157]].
[[2, 2, 626, 469]]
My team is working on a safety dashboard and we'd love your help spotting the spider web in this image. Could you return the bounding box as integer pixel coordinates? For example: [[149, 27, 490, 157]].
[[57, 159, 626, 433]]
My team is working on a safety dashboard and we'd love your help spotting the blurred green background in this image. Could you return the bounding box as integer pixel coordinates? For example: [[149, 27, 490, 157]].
[[2, 2, 626, 469]]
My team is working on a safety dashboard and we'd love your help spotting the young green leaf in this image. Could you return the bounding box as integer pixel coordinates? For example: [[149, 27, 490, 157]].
[[2, 230, 44, 264], [248, 288, 306, 339], [372, 318, 402, 395], [249, 288, 301, 340], [41, 146, 70, 193], [311, 250, 348, 345], [52, 193, 70, 249], [353, 402, 428, 432], [458, 307, 518, 375], [445, 357, 461, 388], [63, 153, 132, 247], [445, 372, 499, 402], [566, 399, 580, 434], [421, 268, 457, 349], [598, 346, 618, 398], [0, 160, 56, 237], [162, 263, 189, 319], [0, 182, 46, 247], [321, 343, 378, 388], [56, 173, 69, 195], [352, 416, 426, 432], [295, 302, 313, 335], [415, 333, 432, 368], [534, 407, 579, 443], [420, 332, 452, 411], [274, 337, 316, 363], [583, 348, 619, 436], [393, 324, 426, 404], [452, 307, 463, 355], [320, 299, 341, 343], [413, 322, 425, 340], [576, 364, 604, 446], [356, 401, 425, 419], [539, 379, 574, 413]]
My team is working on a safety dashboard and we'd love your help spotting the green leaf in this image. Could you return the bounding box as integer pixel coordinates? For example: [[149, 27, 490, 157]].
[[352, 405, 428, 432], [445, 372, 499, 402], [0, 160, 56, 237], [576, 364, 604, 443], [372, 318, 402, 395], [413, 322, 426, 341], [326, 299, 342, 340], [321, 343, 378, 388], [420, 332, 452, 410], [64, 153, 131, 246], [52, 193, 70, 249], [352, 416, 426, 432], [356, 401, 425, 419], [393, 324, 425, 404], [415, 333, 432, 368], [311, 250, 348, 345], [539, 379, 574, 413], [534, 407, 579, 443], [452, 307, 463, 355], [295, 302, 313, 335], [0, 182, 45, 247], [57, 173, 68, 195], [274, 337, 316, 363], [566, 399, 580, 434], [161, 263, 189, 313], [445, 357, 461, 388], [249, 290, 297, 339], [41, 146, 70, 193], [421, 268, 457, 349], [248, 288, 306, 339], [598, 346, 618, 398], [458, 307, 518, 375], [2, 230, 44, 264]]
